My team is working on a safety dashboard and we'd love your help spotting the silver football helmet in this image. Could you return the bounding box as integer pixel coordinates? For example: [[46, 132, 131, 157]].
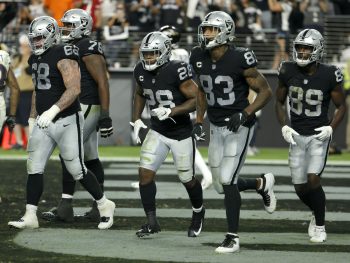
[[0, 50, 10, 72], [293, 29, 324, 67], [139, 31, 172, 71], [60, 9, 92, 42], [198, 11, 235, 49], [28, 16, 60, 55]]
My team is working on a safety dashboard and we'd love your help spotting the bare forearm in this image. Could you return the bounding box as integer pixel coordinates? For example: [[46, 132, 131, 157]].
[[98, 80, 110, 113], [275, 101, 287, 126], [57, 59, 81, 110], [29, 91, 37, 118], [330, 104, 346, 130], [132, 93, 146, 122], [170, 98, 196, 117], [7, 69, 20, 116], [196, 89, 207, 123], [244, 88, 272, 116]]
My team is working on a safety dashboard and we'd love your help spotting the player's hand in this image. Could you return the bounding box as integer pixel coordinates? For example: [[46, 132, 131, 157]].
[[225, 111, 248, 132], [98, 112, 113, 138], [281, 125, 299, 145], [5, 115, 16, 131], [314, 126, 332, 141], [130, 119, 147, 144], [152, 107, 172, 121], [28, 117, 36, 135], [37, 105, 60, 128], [192, 123, 205, 141]]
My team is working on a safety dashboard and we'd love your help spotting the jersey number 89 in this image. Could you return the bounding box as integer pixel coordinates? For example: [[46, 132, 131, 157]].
[[289, 86, 323, 117]]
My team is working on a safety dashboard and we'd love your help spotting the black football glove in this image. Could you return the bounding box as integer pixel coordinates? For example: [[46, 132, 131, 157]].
[[192, 123, 205, 141], [98, 111, 113, 138], [226, 111, 248, 132], [5, 115, 16, 132]]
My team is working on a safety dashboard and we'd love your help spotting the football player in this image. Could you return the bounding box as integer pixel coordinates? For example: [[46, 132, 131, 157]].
[[190, 11, 273, 253], [0, 49, 20, 133], [160, 24, 213, 190], [131, 31, 205, 238], [41, 9, 113, 223], [275, 29, 346, 243], [8, 16, 115, 230]]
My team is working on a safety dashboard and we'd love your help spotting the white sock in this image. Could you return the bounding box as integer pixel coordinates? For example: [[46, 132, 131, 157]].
[[193, 206, 203, 213], [62, 194, 73, 199], [227, 232, 239, 238], [26, 204, 38, 213], [96, 195, 107, 206]]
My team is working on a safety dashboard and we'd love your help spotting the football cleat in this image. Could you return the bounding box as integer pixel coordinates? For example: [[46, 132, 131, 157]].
[[310, 226, 327, 243], [82, 201, 100, 222], [97, 199, 115, 229], [308, 214, 316, 237], [136, 221, 161, 238], [41, 198, 74, 222], [257, 173, 277, 214], [215, 234, 240, 253], [8, 211, 39, 229], [188, 207, 205, 237]]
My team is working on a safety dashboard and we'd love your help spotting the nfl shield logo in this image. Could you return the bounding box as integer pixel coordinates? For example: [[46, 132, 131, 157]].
[[304, 79, 308, 84], [152, 79, 155, 84], [212, 64, 216, 70]]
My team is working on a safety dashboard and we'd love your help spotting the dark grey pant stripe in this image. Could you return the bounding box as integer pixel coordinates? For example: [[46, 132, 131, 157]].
[[75, 113, 86, 177], [191, 136, 196, 177], [231, 127, 251, 185], [83, 104, 92, 119], [318, 137, 332, 177]]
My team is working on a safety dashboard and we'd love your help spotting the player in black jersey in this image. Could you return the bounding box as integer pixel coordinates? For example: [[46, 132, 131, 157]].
[[0, 49, 20, 133], [41, 9, 113, 223], [190, 11, 273, 253], [8, 16, 115, 230], [131, 31, 205, 238], [275, 29, 346, 243]]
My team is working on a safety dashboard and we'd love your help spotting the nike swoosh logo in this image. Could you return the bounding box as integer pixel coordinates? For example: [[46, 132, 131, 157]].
[[193, 223, 202, 236], [63, 124, 70, 127]]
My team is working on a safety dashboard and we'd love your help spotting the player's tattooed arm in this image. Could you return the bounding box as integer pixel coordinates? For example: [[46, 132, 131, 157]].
[[132, 84, 146, 122], [29, 91, 37, 118], [170, 79, 198, 117], [330, 83, 346, 130], [57, 59, 81, 110], [243, 67, 272, 116], [83, 54, 110, 113], [195, 84, 207, 124], [6, 68, 20, 116], [275, 80, 288, 126]]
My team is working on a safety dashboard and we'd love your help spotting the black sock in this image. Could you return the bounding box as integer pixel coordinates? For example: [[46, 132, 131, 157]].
[[184, 179, 203, 209], [223, 184, 241, 233], [139, 181, 157, 214], [60, 155, 76, 196], [85, 159, 104, 192], [26, 173, 43, 206], [295, 190, 313, 210], [309, 186, 326, 226], [79, 170, 103, 200], [237, 178, 257, 192]]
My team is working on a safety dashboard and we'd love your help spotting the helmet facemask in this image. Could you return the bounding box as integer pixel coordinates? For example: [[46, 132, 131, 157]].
[[28, 16, 59, 55], [139, 32, 171, 71]]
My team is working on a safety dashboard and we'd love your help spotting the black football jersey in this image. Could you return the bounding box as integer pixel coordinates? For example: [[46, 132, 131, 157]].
[[278, 61, 343, 135], [73, 37, 104, 105], [133, 60, 193, 140], [190, 45, 257, 127], [28, 44, 81, 119]]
